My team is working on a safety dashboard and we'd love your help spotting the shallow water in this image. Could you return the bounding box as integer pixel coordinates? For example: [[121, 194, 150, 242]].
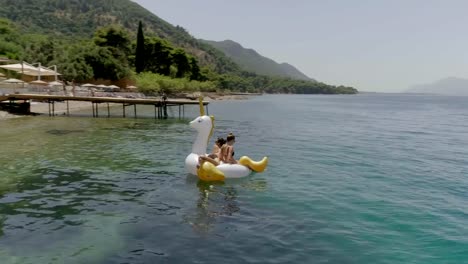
[[0, 94, 468, 263]]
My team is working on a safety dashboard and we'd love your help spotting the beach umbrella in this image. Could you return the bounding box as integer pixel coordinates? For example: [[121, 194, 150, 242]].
[[96, 84, 107, 89], [48, 81, 64, 86], [126, 85, 138, 89], [81, 83, 95, 88], [2, 78, 24, 83], [29, 80, 48, 85], [108, 85, 120, 90]]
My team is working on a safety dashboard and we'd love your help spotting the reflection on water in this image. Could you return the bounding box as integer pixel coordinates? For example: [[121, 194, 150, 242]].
[[240, 177, 268, 192], [186, 181, 240, 234]]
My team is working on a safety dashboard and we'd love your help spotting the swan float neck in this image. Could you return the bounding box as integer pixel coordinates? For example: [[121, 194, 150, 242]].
[[190, 115, 214, 155]]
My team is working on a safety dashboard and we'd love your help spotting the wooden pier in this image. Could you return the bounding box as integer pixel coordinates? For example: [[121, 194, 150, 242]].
[[0, 94, 209, 119]]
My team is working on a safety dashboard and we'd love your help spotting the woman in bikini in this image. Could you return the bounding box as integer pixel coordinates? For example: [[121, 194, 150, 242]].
[[220, 133, 237, 164], [198, 137, 226, 167]]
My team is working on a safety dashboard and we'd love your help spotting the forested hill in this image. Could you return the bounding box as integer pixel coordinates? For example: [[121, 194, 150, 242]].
[[0, 0, 358, 94], [0, 0, 239, 73], [202, 39, 313, 81]]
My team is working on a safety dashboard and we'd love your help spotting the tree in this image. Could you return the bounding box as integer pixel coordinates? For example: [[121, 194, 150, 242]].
[[22, 38, 57, 65], [93, 24, 131, 64], [0, 18, 23, 58], [189, 57, 203, 81], [83, 44, 130, 81], [135, 21, 145, 73], [171, 48, 190, 78], [143, 37, 173, 76], [52, 43, 94, 82]]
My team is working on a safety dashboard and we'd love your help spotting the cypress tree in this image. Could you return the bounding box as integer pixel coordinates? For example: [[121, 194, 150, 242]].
[[135, 21, 145, 73], [189, 57, 202, 81]]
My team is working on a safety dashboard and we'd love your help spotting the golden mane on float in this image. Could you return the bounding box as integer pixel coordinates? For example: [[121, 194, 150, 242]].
[[199, 95, 214, 144]]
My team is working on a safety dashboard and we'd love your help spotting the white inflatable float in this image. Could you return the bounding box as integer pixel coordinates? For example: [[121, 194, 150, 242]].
[[185, 97, 268, 181]]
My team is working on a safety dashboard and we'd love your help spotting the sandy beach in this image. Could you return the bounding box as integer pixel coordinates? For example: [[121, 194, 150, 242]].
[[0, 101, 93, 120]]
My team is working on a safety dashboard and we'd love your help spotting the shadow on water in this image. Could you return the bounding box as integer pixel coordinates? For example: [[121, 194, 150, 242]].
[[46, 129, 86, 135], [0, 166, 147, 263], [99, 118, 191, 130], [0, 166, 141, 229]]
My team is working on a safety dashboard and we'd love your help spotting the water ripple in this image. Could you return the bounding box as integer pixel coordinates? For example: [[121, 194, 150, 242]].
[[0, 95, 468, 263]]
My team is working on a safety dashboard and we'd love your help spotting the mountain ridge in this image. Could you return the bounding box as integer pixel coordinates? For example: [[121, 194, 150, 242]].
[[406, 77, 468, 95], [201, 39, 313, 81]]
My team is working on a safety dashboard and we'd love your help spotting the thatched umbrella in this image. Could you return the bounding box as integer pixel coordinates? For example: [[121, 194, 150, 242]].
[[2, 78, 24, 84], [29, 80, 48, 85], [49, 81, 64, 86]]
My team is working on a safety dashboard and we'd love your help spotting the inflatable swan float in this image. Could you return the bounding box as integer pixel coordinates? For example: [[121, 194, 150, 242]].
[[185, 97, 268, 181]]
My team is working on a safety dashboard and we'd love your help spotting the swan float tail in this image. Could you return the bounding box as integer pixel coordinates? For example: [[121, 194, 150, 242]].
[[197, 161, 226, 181], [239, 156, 269, 173]]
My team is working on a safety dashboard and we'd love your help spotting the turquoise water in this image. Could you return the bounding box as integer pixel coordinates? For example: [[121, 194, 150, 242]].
[[0, 94, 468, 263]]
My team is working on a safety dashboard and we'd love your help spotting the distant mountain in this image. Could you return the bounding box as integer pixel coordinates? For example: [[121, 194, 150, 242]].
[[201, 39, 314, 81], [406, 77, 468, 96]]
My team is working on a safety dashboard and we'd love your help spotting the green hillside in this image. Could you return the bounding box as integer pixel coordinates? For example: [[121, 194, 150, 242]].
[[0, 0, 239, 73], [202, 39, 313, 81], [0, 0, 358, 94]]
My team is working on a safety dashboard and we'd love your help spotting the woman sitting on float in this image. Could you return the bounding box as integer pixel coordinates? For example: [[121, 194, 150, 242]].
[[198, 137, 225, 167]]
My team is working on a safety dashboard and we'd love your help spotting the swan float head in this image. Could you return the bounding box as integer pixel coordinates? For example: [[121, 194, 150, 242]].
[[189, 115, 214, 141]]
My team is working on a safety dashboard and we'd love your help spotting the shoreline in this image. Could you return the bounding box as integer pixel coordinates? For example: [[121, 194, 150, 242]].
[[0, 111, 19, 120], [0, 92, 253, 120]]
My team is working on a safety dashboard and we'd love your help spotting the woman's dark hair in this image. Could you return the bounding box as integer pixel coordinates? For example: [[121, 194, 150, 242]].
[[215, 137, 226, 146], [226, 132, 235, 142]]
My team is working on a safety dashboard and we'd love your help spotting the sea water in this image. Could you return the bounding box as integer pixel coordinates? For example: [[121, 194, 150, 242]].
[[0, 94, 467, 263]]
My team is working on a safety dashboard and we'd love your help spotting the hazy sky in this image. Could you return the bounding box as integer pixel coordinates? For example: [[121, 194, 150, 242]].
[[133, 0, 468, 92]]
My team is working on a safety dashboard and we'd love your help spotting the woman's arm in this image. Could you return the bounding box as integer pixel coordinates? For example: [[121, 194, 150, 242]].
[[199, 155, 219, 166]]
